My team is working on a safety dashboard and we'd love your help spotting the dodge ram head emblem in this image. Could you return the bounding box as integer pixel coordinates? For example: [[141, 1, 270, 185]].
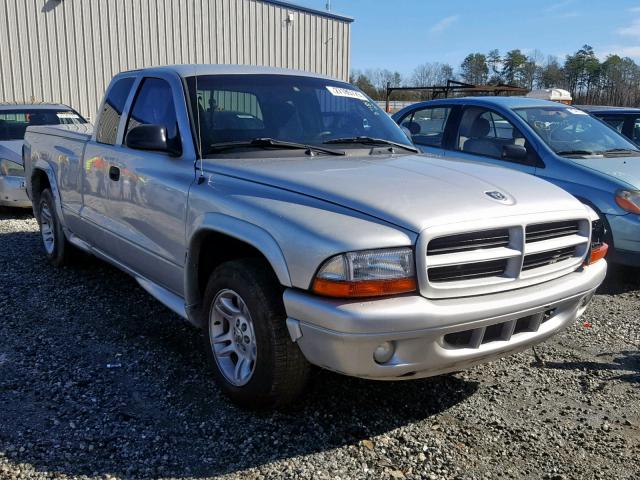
[[485, 190, 508, 201]]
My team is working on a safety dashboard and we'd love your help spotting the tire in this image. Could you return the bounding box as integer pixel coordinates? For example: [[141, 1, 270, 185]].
[[202, 258, 310, 409], [37, 188, 74, 266]]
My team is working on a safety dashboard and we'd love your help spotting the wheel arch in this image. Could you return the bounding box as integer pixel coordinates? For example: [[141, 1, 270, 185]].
[[184, 214, 292, 325]]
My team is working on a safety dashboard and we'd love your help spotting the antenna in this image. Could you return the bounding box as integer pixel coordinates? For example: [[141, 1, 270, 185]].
[[194, 64, 205, 184]]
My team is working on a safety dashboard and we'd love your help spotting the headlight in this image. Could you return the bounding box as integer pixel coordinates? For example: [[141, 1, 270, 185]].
[[615, 189, 640, 214], [312, 247, 417, 298], [0, 158, 25, 177]]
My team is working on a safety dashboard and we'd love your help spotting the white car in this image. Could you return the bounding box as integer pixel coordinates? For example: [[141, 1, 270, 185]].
[[0, 104, 88, 208]]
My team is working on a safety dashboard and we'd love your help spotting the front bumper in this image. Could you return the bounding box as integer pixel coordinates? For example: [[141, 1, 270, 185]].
[[284, 260, 606, 380], [607, 212, 640, 267], [0, 175, 30, 208]]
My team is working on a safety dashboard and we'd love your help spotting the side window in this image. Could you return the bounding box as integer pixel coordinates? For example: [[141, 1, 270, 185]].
[[599, 116, 625, 134], [95, 77, 135, 145], [125, 78, 179, 146], [401, 107, 451, 147], [633, 118, 640, 144], [456, 107, 532, 163]]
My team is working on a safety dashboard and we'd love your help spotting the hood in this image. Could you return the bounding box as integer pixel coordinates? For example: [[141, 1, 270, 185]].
[[205, 153, 585, 233], [0, 141, 24, 164], [568, 156, 640, 188]]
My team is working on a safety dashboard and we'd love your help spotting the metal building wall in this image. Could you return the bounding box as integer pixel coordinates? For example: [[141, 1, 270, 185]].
[[0, 0, 352, 120]]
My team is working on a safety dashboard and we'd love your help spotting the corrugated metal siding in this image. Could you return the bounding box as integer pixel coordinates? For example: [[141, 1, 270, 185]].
[[0, 0, 351, 120]]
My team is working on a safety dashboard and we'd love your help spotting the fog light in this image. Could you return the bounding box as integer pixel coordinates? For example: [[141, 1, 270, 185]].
[[373, 341, 395, 364]]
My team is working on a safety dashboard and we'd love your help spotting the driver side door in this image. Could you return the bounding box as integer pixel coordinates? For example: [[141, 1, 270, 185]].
[[446, 106, 541, 176]]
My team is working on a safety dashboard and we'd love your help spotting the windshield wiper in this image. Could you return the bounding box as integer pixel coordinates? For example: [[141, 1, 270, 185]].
[[556, 149, 597, 156], [600, 148, 640, 155], [206, 138, 345, 156], [323, 136, 419, 153]]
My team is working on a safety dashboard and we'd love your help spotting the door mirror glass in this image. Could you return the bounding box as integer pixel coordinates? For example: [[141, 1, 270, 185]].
[[125, 124, 182, 156], [502, 144, 528, 161]]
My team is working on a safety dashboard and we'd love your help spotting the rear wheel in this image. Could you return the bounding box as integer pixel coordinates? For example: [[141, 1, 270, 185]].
[[37, 188, 74, 266], [203, 258, 310, 409]]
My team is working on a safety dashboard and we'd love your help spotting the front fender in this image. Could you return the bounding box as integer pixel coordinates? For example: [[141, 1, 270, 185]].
[[184, 212, 292, 309]]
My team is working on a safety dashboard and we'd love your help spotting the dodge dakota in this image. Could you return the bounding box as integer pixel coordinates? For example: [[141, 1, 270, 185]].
[[24, 65, 607, 408]]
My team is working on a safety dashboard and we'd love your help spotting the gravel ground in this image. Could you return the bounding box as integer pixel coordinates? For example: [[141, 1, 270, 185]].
[[0, 208, 638, 480]]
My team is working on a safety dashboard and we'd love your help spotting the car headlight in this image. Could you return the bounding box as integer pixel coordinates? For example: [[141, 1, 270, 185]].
[[615, 189, 640, 214], [586, 218, 608, 265], [0, 158, 25, 177], [312, 247, 417, 298]]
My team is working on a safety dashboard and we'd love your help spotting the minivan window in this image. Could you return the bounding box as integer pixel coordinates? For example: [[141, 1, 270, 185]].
[[95, 77, 135, 145], [516, 106, 640, 157], [400, 107, 451, 147], [125, 77, 179, 146], [0, 109, 87, 141], [456, 107, 529, 160], [186, 74, 413, 156]]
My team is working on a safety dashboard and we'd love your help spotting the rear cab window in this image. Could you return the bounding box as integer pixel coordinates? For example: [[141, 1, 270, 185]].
[[95, 77, 135, 145]]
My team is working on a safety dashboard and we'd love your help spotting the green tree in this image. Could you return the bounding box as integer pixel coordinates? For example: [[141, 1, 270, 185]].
[[460, 53, 488, 85], [502, 49, 528, 86]]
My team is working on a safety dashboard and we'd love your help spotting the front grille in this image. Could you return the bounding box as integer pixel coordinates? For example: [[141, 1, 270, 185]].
[[427, 228, 510, 255], [423, 217, 589, 298], [428, 259, 508, 283], [522, 246, 577, 271], [443, 309, 556, 349], [526, 220, 580, 242]]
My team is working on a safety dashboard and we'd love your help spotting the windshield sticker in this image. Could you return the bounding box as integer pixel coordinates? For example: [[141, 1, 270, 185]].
[[56, 112, 80, 119], [326, 86, 368, 101], [566, 107, 588, 115]]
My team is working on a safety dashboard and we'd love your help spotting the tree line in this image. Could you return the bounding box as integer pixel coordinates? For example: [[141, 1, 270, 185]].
[[350, 45, 640, 106]]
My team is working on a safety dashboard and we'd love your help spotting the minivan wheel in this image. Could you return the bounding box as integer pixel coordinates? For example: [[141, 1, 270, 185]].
[[202, 258, 310, 409], [37, 189, 74, 266]]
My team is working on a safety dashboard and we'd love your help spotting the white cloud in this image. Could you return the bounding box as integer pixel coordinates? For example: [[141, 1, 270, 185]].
[[629, 6, 640, 12], [617, 18, 640, 38], [595, 45, 640, 59], [429, 15, 459, 35]]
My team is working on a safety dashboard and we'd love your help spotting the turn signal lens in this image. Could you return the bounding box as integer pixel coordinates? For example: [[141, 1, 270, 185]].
[[312, 277, 417, 298], [587, 242, 608, 264], [312, 247, 417, 298], [615, 190, 640, 214]]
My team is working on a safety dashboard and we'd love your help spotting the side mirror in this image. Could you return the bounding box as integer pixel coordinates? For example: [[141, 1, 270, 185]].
[[502, 144, 528, 161], [125, 124, 182, 157]]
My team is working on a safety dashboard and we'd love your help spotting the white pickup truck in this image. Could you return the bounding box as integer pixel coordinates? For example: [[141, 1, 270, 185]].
[[24, 65, 607, 408]]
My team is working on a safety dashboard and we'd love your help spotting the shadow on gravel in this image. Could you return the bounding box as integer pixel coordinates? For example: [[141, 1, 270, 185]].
[[0, 227, 479, 478], [541, 351, 640, 386], [0, 206, 32, 219], [597, 264, 640, 295]]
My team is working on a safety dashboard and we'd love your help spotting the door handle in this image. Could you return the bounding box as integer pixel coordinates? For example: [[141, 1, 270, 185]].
[[109, 165, 120, 181]]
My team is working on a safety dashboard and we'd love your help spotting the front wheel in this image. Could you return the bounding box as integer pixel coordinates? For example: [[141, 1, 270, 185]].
[[203, 259, 310, 409]]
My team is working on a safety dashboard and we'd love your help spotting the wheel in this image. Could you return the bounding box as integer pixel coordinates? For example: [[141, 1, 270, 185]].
[[37, 188, 74, 266], [203, 258, 310, 409]]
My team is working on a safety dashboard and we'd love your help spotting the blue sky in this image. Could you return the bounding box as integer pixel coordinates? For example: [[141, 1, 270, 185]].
[[292, 0, 640, 76]]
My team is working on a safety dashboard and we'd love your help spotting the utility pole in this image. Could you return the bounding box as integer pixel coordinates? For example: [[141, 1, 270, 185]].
[[326, 0, 331, 11]]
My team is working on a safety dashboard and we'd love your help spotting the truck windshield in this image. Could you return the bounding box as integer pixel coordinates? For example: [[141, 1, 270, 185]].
[[0, 109, 87, 141], [515, 106, 640, 157], [186, 74, 413, 156]]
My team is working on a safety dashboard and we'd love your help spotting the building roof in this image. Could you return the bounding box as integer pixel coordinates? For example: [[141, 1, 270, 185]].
[[261, 0, 353, 22]]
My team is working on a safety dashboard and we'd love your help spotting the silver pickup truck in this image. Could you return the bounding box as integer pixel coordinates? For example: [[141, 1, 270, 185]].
[[24, 65, 607, 408]]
